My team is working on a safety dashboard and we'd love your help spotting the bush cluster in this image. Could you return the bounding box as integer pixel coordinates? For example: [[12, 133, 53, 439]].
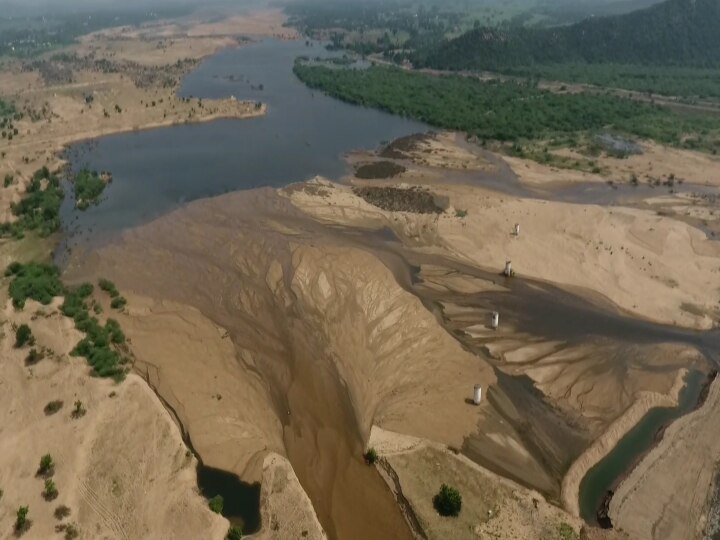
[[6, 262, 63, 309], [0, 167, 64, 239]]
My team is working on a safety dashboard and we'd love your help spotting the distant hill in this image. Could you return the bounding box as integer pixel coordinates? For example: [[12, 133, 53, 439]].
[[420, 0, 720, 70]]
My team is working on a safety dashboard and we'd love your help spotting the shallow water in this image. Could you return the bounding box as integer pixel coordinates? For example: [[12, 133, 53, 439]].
[[196, 465, 261, 533], [577, 369, 706, 525]]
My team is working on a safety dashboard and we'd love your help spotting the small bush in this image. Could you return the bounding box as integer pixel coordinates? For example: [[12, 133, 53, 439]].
[[54, 505, 71, 520], [110, 296, 127, 310], [433, 484, 462, 517], [37, 454, 54, 477], [64, 523, 79, 540], [14, 324, 33, 348], [15, 505, 30, 533], [25, 348, 44, 365], [71, 400, 86, 419], [227, 525, 243, 540], [98, 278, 119, 298], [208, 495, 224, 514], [44, 479, 58, 501], [557, 522, 580, 540], [364, 448, 378, 465], [44, 400, 64, 415]]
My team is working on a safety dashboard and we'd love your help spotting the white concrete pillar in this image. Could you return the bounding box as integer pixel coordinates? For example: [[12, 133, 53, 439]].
[[473, 385, 482, 405], [491, 312, 499, 329], [514, 223, 520, 236], [504, 260, 513, 276]]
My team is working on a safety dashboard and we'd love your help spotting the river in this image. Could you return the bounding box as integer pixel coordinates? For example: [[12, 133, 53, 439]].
[[58, 36, 720, 536], [58, 38, 426, 259]]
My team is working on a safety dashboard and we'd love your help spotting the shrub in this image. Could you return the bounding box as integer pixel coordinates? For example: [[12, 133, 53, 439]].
[[208, 495, 224, 514], [54, 505, 71, 520], [38, 454, 54, 477], [44, 400, 64, 415], [71, 400, 86, 419], [15, 505, 30, 533], [25, 348, 44, 365], [14, 324, 33, 348], [98, 278, 119, 298], [44, 479, 59, 501], [433, 484, 462, 517], [64, 523, 79, 540], [364, 448, 378, 465], [557, 522, 580, 540], [227, 526, 243, 540], [110, 296, 127, 310]]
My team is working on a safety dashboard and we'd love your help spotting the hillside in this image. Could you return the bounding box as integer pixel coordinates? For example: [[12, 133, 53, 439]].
[[420, 0, 720, 70]]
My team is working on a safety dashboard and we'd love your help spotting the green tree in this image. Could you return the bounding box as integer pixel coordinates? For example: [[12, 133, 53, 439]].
[[433, 484, 462, 517], [208, 495, 224, 514], [227, 526, 243, 540], [14, 324, 33, 348]]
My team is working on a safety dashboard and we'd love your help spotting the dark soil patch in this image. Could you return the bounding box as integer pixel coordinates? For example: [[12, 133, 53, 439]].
[[355, 161, 407, 179], [353, 186, 443, 214]]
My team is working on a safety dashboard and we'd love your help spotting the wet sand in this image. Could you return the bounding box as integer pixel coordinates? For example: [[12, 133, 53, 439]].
[[66, 189, 498, 539]]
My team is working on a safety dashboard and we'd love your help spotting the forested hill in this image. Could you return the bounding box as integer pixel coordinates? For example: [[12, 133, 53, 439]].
[[419, 0, 720, 70]]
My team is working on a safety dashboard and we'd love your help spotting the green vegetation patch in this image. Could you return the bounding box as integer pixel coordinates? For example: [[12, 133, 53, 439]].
[[421, 0, 720, 71], [208, 495, 224, 514], [64, 283, 128, 381], [294, 63, 720, 152], [73, 169, 108, 210], [433, 483, 462, 517], [4, 262, 130, 381], [5, 262, 63, 308], [0, 167, 64, 239]]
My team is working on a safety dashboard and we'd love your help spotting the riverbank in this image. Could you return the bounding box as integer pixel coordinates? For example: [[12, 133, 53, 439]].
[[609, 373, 720, 539], [0, 10, 277, 223], [560, 369, 687, 517], [0, 296, 228, 539]]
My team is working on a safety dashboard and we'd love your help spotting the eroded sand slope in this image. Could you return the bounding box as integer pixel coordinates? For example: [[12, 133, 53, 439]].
[[67, 189, 495, 540], [0, 299, 227, 540]]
